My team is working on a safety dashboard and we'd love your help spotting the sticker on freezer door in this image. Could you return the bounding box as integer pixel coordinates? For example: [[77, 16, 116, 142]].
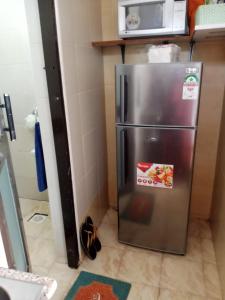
[[182, 74, 199, 100], [137, 162, 174, 189]]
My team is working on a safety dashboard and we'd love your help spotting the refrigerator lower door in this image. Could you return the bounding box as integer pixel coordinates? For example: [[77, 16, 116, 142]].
[[117, 126, 196, 254]]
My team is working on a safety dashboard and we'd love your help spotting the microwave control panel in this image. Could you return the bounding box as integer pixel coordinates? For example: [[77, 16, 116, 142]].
[[173, 1, 187, 32]]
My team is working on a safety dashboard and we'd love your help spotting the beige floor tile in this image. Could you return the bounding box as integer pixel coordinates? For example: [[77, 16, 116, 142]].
[[49, 265, 78, 300], [118, 248, 162, 287], [26, 236, 36, 254], [186, 237, 202, 263], [159, 288, 186, 300], [203, 263, 222, 299], [48, 262, 79, 288], [51, 290, 66, 300], [19, 198, 40, 217], [160, 256, 205, 296], [36, 200, 50, 215], [31, 265, 49, 276], [98, 222, 125, 250], [159, 288, 206, 300], [102, 208, 118, 226], [81, 246, 123, 278], [201, 239, 216, 264], [30, 238, 57, 269], [128, 283, 159, 300], [56, 255, 68, 265], [51, 280, 69, 300], [42, 218, 54, 240]]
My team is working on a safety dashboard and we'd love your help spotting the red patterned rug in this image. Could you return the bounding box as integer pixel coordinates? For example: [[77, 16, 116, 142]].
[[65, 271, 131, 300], [74, 281, 118, 300]]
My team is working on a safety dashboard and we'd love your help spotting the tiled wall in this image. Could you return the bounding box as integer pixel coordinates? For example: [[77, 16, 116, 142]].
[[100, 0, 225, 219], [54, 0, 108, 252], [211, 91, 225, 298], [0, 0, 48, 201]]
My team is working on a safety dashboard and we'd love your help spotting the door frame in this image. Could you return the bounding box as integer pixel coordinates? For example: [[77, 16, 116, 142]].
[[0, 150, 30, 271], [0, 192, 15, 268], [37, 0, 79, 268], [0, 111, 30, 271]]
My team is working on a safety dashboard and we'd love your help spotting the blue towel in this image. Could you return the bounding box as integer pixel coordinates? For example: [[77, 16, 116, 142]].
[[35, 122, 47, 192]]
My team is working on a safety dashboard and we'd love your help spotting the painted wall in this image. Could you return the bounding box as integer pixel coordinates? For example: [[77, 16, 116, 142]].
[[211, 91, 225, 299], [101, 0, 225, 219], [54, 0, 108, 257], [0, 0, 48, 201]]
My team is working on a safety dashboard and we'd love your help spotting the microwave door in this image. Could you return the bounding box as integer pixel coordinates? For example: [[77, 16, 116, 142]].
[[118, 0, 186, 37], [121, 0, 168, 31]]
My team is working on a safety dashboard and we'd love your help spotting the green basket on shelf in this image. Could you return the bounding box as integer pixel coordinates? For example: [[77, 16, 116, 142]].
[[195, 4, 225, 26]]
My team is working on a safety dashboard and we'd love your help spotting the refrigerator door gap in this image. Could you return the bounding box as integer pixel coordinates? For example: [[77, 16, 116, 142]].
[[116, 123, 197, 130]]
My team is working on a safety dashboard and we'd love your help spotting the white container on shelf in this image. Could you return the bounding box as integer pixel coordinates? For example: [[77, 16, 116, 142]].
[[195, 4, 225, 26], [193, 4, 225, 41], [147, 44, 181, 63]]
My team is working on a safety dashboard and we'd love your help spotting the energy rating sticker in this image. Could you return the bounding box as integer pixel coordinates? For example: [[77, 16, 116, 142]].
[[182, 74, 199, 101], [137, 162, 174, 189]]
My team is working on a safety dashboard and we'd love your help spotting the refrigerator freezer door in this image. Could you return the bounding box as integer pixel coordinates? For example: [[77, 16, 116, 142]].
[[117, 126, 196, 254], [116, 63, 202, 127]]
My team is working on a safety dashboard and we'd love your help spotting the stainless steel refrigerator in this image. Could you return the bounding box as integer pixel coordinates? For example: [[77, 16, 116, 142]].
[[116, 63, 202, 255]]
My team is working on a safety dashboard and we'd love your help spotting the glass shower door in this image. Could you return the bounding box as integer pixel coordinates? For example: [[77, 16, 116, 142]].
[[0, 101, 29, 271]]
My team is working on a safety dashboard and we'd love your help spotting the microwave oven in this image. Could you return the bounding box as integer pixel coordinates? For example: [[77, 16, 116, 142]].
[[118, 0, 188, 38]]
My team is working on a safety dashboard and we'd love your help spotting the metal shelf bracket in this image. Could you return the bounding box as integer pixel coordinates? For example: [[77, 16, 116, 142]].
[[120, 44, 126, 64]]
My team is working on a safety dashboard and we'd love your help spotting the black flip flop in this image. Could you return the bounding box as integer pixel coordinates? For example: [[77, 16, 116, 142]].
[[85, 216, 102, 252], [80, 222, 97, 260]]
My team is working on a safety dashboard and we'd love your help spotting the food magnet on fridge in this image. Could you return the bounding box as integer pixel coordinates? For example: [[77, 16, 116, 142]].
[[137, 162, 174, 189]]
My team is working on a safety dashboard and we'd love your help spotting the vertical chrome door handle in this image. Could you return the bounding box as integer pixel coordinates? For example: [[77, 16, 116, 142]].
[[120, 128, 128, 187], [120, 129, 125, 187], [120, 75, 128, 123], [0, 94, 16, 141]]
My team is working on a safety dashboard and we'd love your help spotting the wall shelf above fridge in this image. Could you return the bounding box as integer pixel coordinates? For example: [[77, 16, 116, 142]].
[[92, 33, 225, 63], [92, 35, 191, 47], [92, 35, 191, 63]]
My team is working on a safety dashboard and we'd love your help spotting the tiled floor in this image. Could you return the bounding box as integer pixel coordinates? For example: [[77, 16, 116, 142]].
[[20, 201, 223, 300], [19, 198, 57, 273], [77, 209, 222, 300]]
